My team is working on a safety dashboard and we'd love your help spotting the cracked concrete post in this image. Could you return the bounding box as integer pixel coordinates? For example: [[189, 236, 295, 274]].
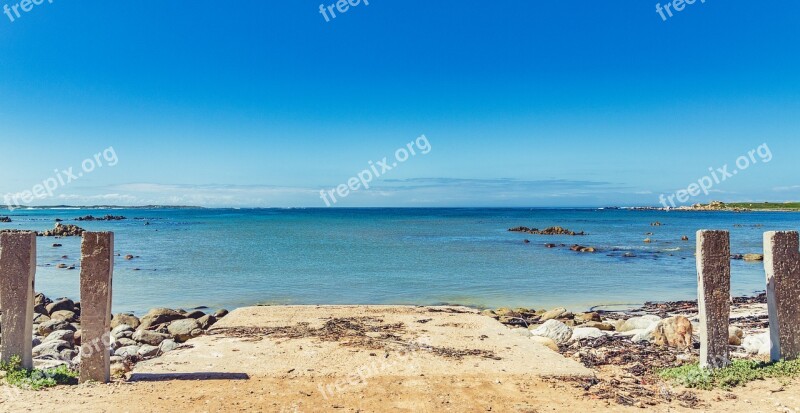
[[696, 230, 731, 369], [764, 231, 800, 362], [0, 232, 36, 370], [80, 232, 114, 383]]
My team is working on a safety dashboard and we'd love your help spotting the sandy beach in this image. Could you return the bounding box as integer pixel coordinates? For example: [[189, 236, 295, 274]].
[[2, 300, 799, 412]]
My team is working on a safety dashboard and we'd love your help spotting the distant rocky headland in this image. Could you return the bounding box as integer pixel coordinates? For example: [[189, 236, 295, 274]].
[[632, 201, 800, 212]]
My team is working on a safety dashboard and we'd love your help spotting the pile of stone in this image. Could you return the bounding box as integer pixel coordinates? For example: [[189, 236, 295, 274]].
[[24, 292, 228, 375], [75, 215, 127, 221], [0, 216, 11, 223], [39, 223, 86, 237], [508, 226, 586, 236], [485, 304, 755, 355]]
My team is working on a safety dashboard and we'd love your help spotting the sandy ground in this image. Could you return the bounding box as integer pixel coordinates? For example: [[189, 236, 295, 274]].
[[1, 305, 799, 413]]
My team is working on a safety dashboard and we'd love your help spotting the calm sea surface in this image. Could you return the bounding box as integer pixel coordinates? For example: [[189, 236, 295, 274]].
[[1, 208, 798, 315]]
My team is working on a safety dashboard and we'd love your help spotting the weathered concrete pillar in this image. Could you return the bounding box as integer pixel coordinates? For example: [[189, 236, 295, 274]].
[[696, 230, 731, 369], [764, 231, 800, 361], [0, 232, 36, 369], [79, 232, 114, 383]]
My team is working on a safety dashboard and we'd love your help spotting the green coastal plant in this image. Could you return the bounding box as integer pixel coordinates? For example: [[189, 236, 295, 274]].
[[658, 359, 800, 390], [0, 355, 79, 390]]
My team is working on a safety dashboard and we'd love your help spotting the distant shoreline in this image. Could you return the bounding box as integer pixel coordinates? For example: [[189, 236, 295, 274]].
[[627, 201, 800, 212]]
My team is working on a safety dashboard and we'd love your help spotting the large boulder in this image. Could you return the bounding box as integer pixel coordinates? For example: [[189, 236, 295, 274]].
[[114, 345, 140, 357], [159, 339, 179, 353], [112, 313, 141, 330], [197, 314, 217, 330], [138, 308, 185, 330], [616, 315, 661, 333], [111, 324, 135, 340], [742, 332, 770, 356], [530, 336, 559, 351], [168, 318, 201, 342], [137, 344, 160, 358], [539, 308, 567, 322], [37, 319, 75, 336], [570, 327, 605, 341], [530, 320, 573, 346], [651, 316, 693, 348], [45, 298, 75, 315], [50, 310, 77, 322], [132, 330, 172, 346], [44, 329, 75, 346], [33, 340, 71, 358]]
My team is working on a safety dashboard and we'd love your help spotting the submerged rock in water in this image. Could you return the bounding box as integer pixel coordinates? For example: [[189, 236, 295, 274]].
[[508, 226, 585, 236]]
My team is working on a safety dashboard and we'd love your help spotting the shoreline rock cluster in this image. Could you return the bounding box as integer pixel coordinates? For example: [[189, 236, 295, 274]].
[[21, 292, 228, 376], [0, 223, 87, 237], [0, 216, 11, 223]]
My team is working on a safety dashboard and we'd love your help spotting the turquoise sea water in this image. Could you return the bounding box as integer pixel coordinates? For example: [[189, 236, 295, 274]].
[[1, 208, 798, 315]]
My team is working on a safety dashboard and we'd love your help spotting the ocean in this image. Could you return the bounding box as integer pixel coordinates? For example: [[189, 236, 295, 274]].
[[1, 208, 797, 315]]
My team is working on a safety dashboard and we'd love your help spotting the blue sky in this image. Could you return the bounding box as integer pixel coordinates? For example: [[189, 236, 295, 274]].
[[1, 0, 798, 207]]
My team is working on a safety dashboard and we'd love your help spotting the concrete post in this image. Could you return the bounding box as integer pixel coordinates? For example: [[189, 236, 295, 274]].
[[696, 230, 731, 369], [764, 231, 800, 361], [0, 232, 36, 369], [79, 232, 114, 383]]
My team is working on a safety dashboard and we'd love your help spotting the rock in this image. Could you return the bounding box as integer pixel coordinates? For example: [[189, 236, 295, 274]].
[[530, 320, 573, 346], [616, 315, 661, 333], [159, 339, 179, 353], [570, 245, 596, 253], [742, 332, 770, 355], [508, 226, 585, 236], [197, 314, 217, 330], [60, 349, 78, 361], [33, 340, 71, 358], [729, 326, 744, 345], [185, 310, 206, 319], [73, 329, 82, 346], [50, 310, 77, 322], [114, 345, 140, 357], [530, 336, 559, 351], [644, 238, 652, 243], [32, 337, 42, 348], [582, 321, 615, 331], [37, 319, 75, 336], [214, 309, 229, 318], [132, 330, 172, 346], [681, 235, 689, 241], [651, 316, 693, 348], [40, 223, 85, 237], [125, 255, 134, 260], [138, 308, 185, 330], [167, 318, 201, 342], [137, 344, 160, 358], [44, 329, 75, 346], [574, 312, 602, 323], [112, 313, 141, 330], [539, 307, 567, 322], [111, 324, 135, 340], [32, 313, 51, 324], [510, 327, 532, 337], [45, 298, 75, 315], [571, 327, 604, 341], [743, 253, 764, 262], [113, 338, 137, 349]]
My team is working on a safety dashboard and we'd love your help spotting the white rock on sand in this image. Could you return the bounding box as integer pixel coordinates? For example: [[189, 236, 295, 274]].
[[570, 327, 604, 341], [530, 319, 573, 345], [615, 315, 661, 332], [742, 332, 771, 356]]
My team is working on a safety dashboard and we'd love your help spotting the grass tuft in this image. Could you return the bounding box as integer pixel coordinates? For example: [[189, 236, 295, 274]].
[[0, 355, 79, 390], [658, 359, 800, 390]]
